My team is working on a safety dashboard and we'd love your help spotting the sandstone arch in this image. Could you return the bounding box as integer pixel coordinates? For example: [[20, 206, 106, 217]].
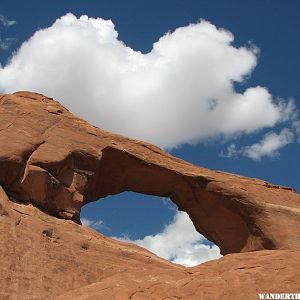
[[1, 91, 300, 256]]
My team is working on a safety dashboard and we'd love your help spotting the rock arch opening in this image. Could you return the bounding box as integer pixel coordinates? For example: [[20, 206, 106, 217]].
[[1, 92, 299, 262], [73, 146, 254, 256], [80, 191, 221, 267]]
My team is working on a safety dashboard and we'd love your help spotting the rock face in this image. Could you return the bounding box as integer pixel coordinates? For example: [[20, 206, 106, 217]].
[[1, 91, 300, 255], [0, 91, 300, 299], [1, 187, 299, 299]]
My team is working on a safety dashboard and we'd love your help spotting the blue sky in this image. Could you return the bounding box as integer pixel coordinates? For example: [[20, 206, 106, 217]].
[[1, 1, 299, 266]]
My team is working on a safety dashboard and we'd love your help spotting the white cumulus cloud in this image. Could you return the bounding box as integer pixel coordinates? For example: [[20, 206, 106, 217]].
[[219, 143, 238, 159], [220, 128, 294, 160], [242, 128, 294, 160], [0, 13, 297, 149], [115, 211, 222, 267]]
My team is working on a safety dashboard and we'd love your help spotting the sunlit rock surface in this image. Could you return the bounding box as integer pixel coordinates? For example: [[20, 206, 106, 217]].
[[0, 91, 300, 299]]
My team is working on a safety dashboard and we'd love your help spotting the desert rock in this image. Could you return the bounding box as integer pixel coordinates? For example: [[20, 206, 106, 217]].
[[0, 91, 300, 299]]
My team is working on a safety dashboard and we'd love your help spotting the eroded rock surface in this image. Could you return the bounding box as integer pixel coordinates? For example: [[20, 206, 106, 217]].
[[1, 91, 300, 255], [0, 91, 300, 299], [0, 186, 185, 299], [1, 186, 299, 300]]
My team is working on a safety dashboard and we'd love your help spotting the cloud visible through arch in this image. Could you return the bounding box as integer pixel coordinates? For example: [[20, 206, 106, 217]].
[[115, 211, 222, 267], [0, 13, 298, 151], [82, 211, 222, 267]]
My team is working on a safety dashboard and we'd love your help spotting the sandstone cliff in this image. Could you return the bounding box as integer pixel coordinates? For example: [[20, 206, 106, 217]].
[[0, 92, 299, 299]]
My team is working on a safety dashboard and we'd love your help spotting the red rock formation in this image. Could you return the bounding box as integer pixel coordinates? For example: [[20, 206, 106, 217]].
[[1, 186, 299, 300], [0, 91, 299, 299], [1, 92, 300, 254]]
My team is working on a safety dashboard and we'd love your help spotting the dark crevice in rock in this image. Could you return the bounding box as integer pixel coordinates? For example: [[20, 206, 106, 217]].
[[20, 141, 46, 183]]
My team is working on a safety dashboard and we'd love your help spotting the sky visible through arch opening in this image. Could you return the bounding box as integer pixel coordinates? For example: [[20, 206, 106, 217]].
[[80, 192, 222, 267], [1, 0, 299, 268]]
